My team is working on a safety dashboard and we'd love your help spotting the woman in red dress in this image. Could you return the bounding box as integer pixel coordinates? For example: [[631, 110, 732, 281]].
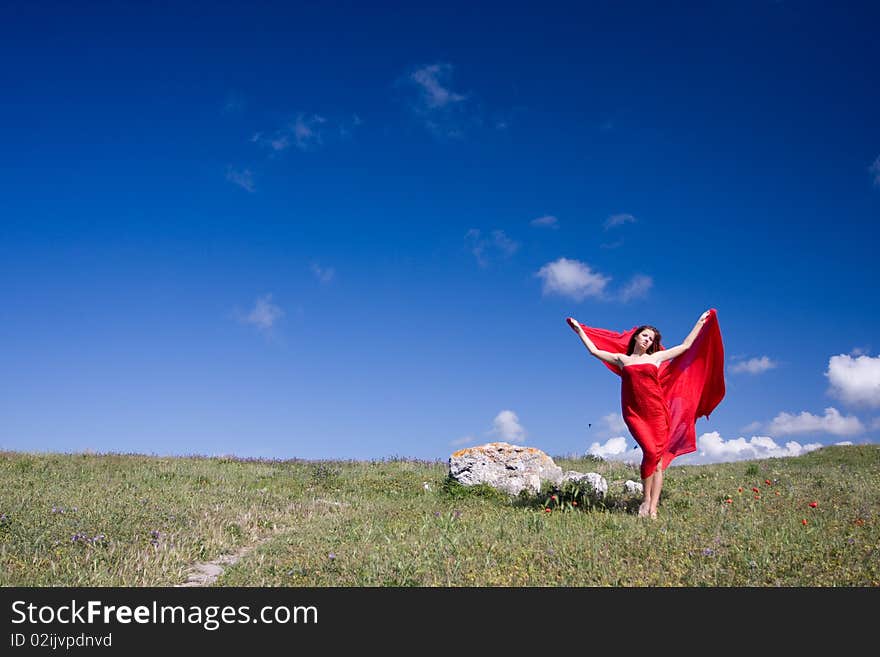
[[566, 310, 725, 519]]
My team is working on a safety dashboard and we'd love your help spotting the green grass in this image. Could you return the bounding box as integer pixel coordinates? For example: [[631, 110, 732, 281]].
[[1, 445, 877, 586]]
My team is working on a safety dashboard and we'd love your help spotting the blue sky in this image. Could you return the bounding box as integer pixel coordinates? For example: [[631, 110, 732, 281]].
[[2, 1, 879, 465]]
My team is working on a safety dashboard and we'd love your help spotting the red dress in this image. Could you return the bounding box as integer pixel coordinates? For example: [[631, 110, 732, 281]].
[[568, 309, 726, 480], [621, 363, 669, 479]]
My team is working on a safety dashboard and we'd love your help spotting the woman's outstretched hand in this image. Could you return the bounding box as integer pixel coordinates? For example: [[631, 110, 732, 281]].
[[698, 310, 711, 324], [566, 317, 581, 331]]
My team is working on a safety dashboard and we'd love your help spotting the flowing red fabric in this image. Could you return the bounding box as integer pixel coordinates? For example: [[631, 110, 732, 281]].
[[567, 310, 725, 477]]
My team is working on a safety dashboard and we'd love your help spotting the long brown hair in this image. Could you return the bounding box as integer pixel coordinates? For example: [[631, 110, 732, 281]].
[[626, 325, 662, 355]]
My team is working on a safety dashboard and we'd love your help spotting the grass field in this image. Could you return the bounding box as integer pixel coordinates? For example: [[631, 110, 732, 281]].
[[1, 444, 877, 586]]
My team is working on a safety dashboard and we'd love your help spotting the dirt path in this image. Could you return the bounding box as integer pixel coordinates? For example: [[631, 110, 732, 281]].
[[174, 498, 349, 587], [175, 542, 266, 587]]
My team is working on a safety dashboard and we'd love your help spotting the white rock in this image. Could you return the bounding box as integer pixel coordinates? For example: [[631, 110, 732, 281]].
[[448, 442, 563, 496], [624, 480, 644, 495], [561, 471, 608, 499]]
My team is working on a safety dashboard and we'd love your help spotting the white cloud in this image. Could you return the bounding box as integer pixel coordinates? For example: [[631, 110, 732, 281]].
[[293, 113, 327, 150], [597, 412, 627, 437], [731, 356, 778, 374], [252, 113, 329, 153], [226, 167, 255, 192], [535, 258, 610, 301], [834, 441, 854, 446], [491, 230, 518, 256], [741, 421, 763, 434], [450, 435, 476, 447], [586, 431, 840, 467], [530, 215, 559, 229], [240, 294, 283, 331], [490, 410, 526, 443], [767, 407, 864, 436], [403, 63, 473, 138], [619, 274, 653, 302], [465, 229, 519, 267], [311, 263, 335, 284], [587, 436, 633, 461], [870, 155, 880, 187], [410, 63, 467, 109], [674, 432, 824, 465], [604, 213, 636, 229], [826, 353, 880, 407]]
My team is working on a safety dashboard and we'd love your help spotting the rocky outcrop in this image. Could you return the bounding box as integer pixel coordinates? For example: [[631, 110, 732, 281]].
[[448, 442, 608, 499], [449, 442, 564, 495]]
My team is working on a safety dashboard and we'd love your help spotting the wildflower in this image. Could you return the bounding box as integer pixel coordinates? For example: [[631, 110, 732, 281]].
[[702, 548, 714, 557], [725, 498, 732, 504], [754, 495, 760, 500], [809, 501, 818, 508], [854, 518, 865, 526], [802, 519, 808, 526], [765, 479, 772, 485], [544, 508, 551, 513], [738, 487, 743, 493], [572, 501, 577, 506], [752, 487, 759, 493], [775, 491, 780, 496], [328, 553, 336, 560], [551, 495, 557, 501], [433, 511, 441, 517]]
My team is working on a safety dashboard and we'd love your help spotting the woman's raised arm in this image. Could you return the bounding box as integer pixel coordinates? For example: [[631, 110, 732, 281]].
[[567, 317, 623, 367], [655, 310, 711, 363]]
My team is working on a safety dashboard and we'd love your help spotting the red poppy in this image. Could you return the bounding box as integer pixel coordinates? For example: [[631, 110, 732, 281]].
[[754, 495, 760, 500], [765, 479, 771, 485], [544, 508, 551, 513], [809, 501, 818, 508], [752, 487, 759, 493], [738, 487, 743, 493], [725, 498, 732, 504], [775, 491, 780, 496], [802, 519, 808, 526], [551, 495, 557, 501], [855, 518, 865, 526], [572, 501, 577, 506]]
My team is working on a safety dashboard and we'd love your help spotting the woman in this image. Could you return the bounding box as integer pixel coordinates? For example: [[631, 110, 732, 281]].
[[566, 310, 725, 519]]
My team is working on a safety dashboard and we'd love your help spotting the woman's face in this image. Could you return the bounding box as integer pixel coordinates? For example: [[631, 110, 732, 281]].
[[636, 329, 656, 353]]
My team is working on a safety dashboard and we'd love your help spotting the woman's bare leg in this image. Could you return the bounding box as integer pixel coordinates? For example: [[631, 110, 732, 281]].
[[649, 459, 664, 518], [639, 473, 654, 516]]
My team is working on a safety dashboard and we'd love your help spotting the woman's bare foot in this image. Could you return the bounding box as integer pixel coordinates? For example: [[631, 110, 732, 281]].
[[638, 502, 650, 517], [649, 508, 658, 520]]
